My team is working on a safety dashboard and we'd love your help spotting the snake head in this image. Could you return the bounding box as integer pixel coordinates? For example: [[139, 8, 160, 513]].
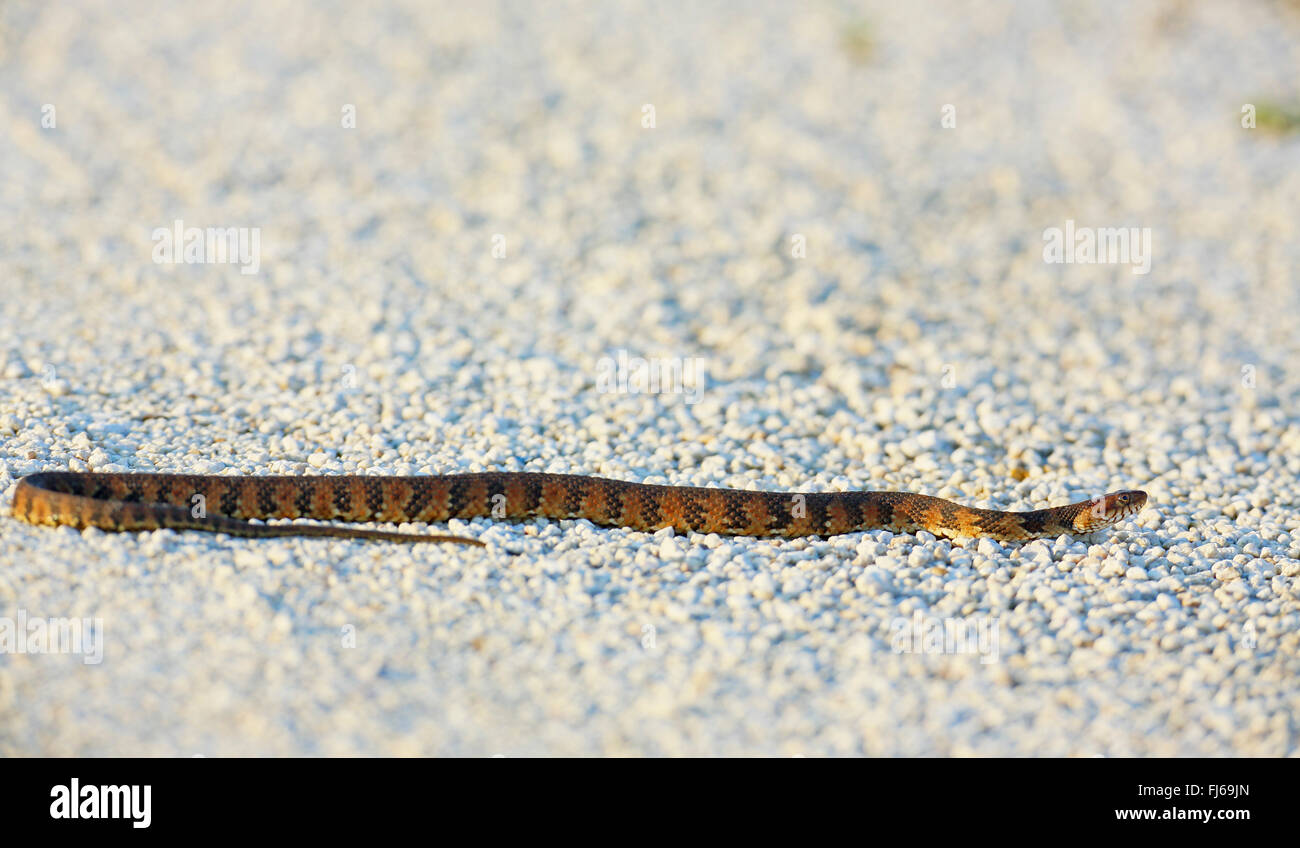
[[1078, 490, 1148, 531]]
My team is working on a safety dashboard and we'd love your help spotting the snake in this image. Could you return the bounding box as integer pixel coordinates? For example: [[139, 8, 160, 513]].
[[11, 471, 1147, 545]]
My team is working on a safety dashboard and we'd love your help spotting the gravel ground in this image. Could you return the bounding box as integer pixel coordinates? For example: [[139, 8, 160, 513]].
[[1, 0, 1298, 756]]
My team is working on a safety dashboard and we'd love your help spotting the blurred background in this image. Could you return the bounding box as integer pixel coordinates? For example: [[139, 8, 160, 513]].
[[2, 0, 1297, 404]]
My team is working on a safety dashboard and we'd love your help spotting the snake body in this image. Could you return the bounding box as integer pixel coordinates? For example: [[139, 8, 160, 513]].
[[12, 471, 1147, 544]]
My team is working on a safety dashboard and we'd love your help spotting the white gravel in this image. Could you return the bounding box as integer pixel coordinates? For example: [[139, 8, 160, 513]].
[[1, 0, 1298, 755]]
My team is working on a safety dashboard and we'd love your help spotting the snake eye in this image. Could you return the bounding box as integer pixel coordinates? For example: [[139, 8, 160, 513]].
[[1117, 494, 1129, 504]]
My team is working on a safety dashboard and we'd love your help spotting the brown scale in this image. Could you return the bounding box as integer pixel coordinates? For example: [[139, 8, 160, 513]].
[[11, 471, 1147, 546]]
